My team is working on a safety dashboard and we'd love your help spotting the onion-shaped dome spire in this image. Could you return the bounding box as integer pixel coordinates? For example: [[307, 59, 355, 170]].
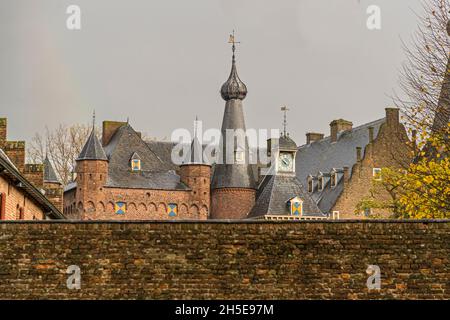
[[220, 31, 247, 101]]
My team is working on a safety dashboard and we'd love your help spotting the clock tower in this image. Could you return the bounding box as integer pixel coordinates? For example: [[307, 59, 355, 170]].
[[267, 106, 298, 176]]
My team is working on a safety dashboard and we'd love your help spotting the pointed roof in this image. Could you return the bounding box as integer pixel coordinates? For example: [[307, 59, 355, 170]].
[[248, 175, 323, 218], [43, 156, 60, 184], [77, 128, 107, 161], [279, 134, 297, 151]]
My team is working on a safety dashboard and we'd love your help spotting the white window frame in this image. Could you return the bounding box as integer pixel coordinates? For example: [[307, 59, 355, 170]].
[[373, 168, 382, 181], [332, 211, 340, 220]]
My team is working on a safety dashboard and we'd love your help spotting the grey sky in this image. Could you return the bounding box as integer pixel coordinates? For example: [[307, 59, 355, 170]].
[[0, 0, 424, 145]]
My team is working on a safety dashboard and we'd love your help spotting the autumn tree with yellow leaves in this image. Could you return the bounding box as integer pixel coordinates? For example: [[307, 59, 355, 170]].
[[357, 0, 450, 219]]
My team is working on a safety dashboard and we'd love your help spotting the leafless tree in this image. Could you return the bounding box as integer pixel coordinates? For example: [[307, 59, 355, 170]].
[[27, 124, 93, 185], [394, 0, 450, 135]]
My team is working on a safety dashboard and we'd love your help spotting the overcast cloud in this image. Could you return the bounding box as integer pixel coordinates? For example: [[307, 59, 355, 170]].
[[0, 0, 424, 144]]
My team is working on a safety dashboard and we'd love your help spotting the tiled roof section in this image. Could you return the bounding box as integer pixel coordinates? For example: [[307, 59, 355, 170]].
[[103, 124, 188, 190], [248, 174, 323, 218], [146, 141, 180, 171], [43, 156, 60, 184], [77, 129, 107, 161], [279, 135, 297, 151], [296, 118, 385, 188], [311, 173, 345, 213]]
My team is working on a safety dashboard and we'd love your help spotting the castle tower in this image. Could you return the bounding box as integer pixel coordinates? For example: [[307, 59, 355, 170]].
[[210, 32, 256, 219], [180, 118, 211, 219], [74, 117, 108, 219]]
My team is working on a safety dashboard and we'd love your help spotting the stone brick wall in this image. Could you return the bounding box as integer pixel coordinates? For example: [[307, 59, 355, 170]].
[[0, 220, 448, 300]]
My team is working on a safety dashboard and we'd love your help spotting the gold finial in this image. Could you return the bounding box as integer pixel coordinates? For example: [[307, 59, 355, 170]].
[[281, 106, 290, 136]]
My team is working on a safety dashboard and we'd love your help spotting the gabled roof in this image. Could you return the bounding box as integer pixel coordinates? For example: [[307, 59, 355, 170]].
[[0, 149, 64, 219], [43, 156, 60, 184], [248, 174, 324, 218], [77, 128, 107, 161]]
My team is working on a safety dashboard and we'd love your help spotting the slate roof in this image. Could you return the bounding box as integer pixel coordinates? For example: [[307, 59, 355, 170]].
[[296, 118, 385, 187], [279, 134, 297, 151], [0, 148, 64, 219], [296, 118, 385, 213], [43, 156, 60, 184], [248, 174, 324, 218], [102, 124, 189, 190], [310, 172, 345, 213], [77, 128, 107, 161]]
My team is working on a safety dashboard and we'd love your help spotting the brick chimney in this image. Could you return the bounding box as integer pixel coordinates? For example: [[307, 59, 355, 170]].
[[306, 132, 324, 144], [102, 121, 127, 146], [385, 107, 400, 128], [330, 119, 353, 143]]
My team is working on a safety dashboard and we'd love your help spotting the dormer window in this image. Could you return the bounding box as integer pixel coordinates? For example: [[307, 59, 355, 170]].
[[308, 177, 314, 193], [318, 176, 324, 191], [331, 172, 337, 188], [130, 152, 141, 171]]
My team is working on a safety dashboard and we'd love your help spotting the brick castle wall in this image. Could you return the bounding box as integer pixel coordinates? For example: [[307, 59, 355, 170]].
[[0, 220, 447, 299]]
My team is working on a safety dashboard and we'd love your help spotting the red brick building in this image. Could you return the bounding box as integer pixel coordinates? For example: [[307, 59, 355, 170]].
[[63, 121, 211, 220], [0, 118, 64, 219], [0, 149, 63, 220]]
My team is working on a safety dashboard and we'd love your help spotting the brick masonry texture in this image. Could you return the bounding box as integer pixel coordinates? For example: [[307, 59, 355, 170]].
[[0, 221, 448, 300]]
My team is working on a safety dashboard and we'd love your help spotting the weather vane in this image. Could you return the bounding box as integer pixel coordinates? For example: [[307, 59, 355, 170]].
[[281, 106, 289, 136], [228, 30, 240, 58]]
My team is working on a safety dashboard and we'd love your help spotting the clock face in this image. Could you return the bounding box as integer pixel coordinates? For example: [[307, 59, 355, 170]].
[[279, 153, 294, 172]]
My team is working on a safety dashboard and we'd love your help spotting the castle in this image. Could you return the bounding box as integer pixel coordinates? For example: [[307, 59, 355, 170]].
[[61, 39, 413, 221], [7, 28, 450, 220]]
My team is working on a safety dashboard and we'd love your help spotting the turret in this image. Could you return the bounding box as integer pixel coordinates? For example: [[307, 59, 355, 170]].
[[75, 118, 108, 218], [210, 32, 256, 219], [180, 119, 211, 219]]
